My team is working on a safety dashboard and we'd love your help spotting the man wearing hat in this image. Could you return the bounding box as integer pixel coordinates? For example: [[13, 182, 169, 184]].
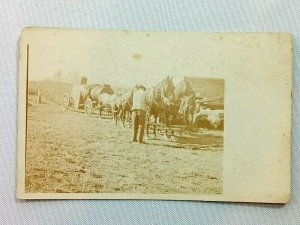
[[132, 84, 148, 143]]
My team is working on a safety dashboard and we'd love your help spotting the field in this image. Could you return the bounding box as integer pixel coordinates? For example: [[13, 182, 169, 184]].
[[25, 98, 223, 195]]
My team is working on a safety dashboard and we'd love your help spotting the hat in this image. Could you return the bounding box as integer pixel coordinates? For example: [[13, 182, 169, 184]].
[[137, 84, 146, 90]]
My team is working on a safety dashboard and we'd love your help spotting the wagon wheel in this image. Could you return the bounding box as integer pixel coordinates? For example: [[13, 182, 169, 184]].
[[61, 93, 70, 111], [84, 98, 93, 116], [69, 97, 74, 111]]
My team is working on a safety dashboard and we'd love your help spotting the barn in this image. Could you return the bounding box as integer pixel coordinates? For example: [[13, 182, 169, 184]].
[[187, 77, 224, 110]]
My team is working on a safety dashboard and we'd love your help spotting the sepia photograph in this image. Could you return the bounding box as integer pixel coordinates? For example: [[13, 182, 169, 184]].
[[24, 37, 224, 195], [26, 74, 224, 194], [18, 28, 291, 202]]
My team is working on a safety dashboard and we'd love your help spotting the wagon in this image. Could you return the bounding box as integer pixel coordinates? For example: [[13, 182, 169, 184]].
[[61, 83, 114, 117], [147, 123, 186, 139]]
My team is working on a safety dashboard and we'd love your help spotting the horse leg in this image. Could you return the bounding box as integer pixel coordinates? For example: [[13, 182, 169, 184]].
[[117, 110, 122, 126], [115, 108, 121, 125], [121, 109, 126, 127], [121, 110, 125, 127], [146, 114, 151, 137], [146, 117, 152, 138], [114, 106, 119, 125], [153, 115, 158, 138], [114, 110, 118, 125], [98, 103, 101, 118], [112, 107, 115, 119], [190, 113, 195, 129], [125, 110, 128, 126], [146, 123, 149, 137], [153, 124, 156, 137], [128, 111, 132, 128], [186, 113, 190, 129]]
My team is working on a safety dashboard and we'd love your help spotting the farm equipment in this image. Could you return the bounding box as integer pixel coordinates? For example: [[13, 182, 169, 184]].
[[145, 104, 187, 140], [61, 83, 114, 117]]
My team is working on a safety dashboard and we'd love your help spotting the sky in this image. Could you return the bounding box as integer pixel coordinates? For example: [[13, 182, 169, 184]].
[[24, 28, 226, 88]]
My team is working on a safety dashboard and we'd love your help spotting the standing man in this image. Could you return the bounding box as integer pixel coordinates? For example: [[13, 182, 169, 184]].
[[132, 84, 148, 144]]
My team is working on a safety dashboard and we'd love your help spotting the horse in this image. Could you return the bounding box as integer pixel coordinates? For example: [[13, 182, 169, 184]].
[[178, 94, 196, 128], [145, 76, 176, 137], [175, 76, 195, 100], [107, 92, 124, 124], [117, 91, 133, 127], [98, 92, 119, 118], [174, 77, 196, 128]]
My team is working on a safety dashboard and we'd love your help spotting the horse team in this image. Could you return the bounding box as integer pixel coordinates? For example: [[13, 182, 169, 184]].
[[88, 76, 222, 135]]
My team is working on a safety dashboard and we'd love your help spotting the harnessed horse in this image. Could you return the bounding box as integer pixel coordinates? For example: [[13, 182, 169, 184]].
[[174, 77, 196, 128], [145, 76, 176, 137], [118, 91, 133, 127]]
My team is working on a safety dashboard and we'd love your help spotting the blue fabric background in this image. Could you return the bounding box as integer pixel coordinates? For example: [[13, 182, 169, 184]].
[[0, 1, 299, 224]]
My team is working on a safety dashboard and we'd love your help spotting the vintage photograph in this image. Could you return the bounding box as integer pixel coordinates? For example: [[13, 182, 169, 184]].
[[18, 28, 291, 202], [23, 29, 224, 196], [26, 72, 224, 195]]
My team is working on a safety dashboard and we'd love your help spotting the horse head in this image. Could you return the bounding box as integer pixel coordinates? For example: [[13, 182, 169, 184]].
[[161, 75, 175, 105], [175, 76, 195, 101]]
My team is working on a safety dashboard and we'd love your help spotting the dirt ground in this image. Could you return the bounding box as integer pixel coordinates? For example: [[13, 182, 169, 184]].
[[25, 100, 223, 195]]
